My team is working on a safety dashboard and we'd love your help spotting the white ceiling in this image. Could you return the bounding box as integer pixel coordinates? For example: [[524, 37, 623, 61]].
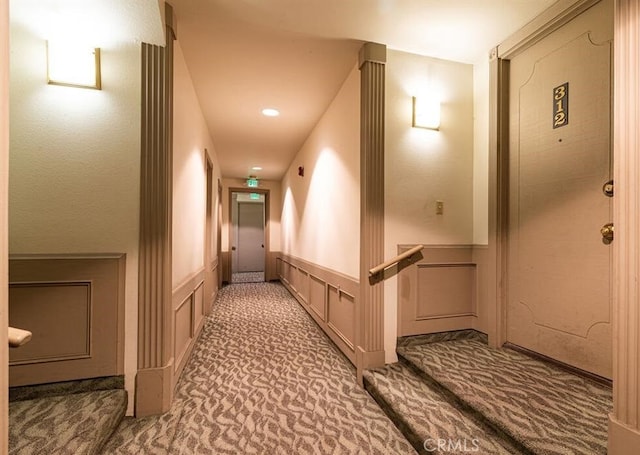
[[174, 0, 556, 180]]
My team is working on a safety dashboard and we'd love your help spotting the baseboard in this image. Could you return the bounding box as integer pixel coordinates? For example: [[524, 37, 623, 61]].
[[608, 414, 640, 454], [135, 360, 173, 417]]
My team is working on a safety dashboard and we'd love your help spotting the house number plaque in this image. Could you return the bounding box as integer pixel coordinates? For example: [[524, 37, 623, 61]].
[[553, 82, 569, 129]]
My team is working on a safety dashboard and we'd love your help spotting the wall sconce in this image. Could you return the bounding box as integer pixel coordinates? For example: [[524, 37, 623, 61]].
[[47, 41, 102, 90], [412, 96, 440, 130]]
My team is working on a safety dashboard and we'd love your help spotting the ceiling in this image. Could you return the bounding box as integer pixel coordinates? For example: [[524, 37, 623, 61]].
[[170, 0, 556, 180]]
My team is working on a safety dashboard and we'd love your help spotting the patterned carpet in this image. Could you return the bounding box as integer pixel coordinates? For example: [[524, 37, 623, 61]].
[[104, 282, 416, 454], [364, 363, 525, 455], [231, 272, 264, 283], [397, 335, 613, 455], [9, 390, 127, 454]]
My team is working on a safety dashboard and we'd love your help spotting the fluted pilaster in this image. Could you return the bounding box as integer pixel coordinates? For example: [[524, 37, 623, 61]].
[[609, 0, 640, 452], [136, 2, 176, 417], [357, 43, 386, 376]]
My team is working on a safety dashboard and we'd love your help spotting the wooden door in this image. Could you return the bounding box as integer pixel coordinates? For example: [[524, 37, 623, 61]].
[[506, 0, 613, 378]]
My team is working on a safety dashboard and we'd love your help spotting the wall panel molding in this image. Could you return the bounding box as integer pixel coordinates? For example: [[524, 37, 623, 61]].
[[398, 245, 479, 337], [277, 255, 359, 364], [171, 269, 205, 385], [609, 0, 640, 451], [136, 2, 176, 417], [9, 282, 92, 365], [8, 255, 126, 386]]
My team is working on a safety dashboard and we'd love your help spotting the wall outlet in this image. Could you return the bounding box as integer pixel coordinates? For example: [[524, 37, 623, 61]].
[[436, 200, 444, 215]]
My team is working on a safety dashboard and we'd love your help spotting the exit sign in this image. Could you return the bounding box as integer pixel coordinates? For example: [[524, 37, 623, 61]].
[[247, 178, 259, 188]]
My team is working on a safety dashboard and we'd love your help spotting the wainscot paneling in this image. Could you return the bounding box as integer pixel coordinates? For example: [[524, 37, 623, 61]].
[[172, 269, 205, 385], [277, 255, 358, 364], [8, 254, 126, 386], [398, 245, 479, 337], [221, 251, 231, 284], [207, 257, 220, 312]]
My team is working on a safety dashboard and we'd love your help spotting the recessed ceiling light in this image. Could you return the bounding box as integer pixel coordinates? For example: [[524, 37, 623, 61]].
[[251, 166, 263, 171], [262, 108, 280, 117]]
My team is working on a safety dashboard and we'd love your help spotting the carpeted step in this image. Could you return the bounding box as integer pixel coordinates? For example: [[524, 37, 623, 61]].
[[364, 363, 526, 455], [100, 397, 185, 454], [397, 336, 612, 455], [9, 389, 127, 455]]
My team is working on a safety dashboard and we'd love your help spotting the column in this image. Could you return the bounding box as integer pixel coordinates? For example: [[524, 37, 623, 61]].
[[136, 2, 176, 417], [609, 0, 640, 452], [357, 43, 386, 378]]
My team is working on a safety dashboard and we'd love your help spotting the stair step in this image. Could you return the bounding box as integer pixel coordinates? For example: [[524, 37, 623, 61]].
[[364, 363, 525, 454], [9, 389, 127, 455], [100, 397, 185, 454], [397, 336, 612, 455]]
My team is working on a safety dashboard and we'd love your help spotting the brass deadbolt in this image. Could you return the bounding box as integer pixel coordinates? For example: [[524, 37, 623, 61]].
[[601, 223, 614, 244]]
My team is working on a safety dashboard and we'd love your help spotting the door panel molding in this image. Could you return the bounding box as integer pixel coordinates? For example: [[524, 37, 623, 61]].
[[498, 0, 601, 59]]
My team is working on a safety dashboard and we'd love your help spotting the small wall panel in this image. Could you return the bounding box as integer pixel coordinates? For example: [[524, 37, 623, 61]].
[[308, 275, 326, 320], [172, 270, 205, 384], [174, 295, 193, 372], [398, 246, 478, 337], [9, 283, 91, 364], [296, 268, 309, 303], [8, 254, 125, 386], [194, 282, 204, 322], [416, 265, 476, 319], [328, 286, 355, 349]]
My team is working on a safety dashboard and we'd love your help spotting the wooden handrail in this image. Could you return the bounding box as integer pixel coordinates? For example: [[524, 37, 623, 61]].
[[368, 245, 424, 277], [8, 326, 32, 348]]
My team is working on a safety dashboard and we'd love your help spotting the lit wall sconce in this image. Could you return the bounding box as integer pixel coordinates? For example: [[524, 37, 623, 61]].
[[412, 96, 440, 130], [47, 41, 102, 90]]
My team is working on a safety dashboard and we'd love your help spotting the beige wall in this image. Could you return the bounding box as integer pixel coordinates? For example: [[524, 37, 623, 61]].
[[384, 50, 475, 361], [173, 40, 221, 289], [8, 1, 163, 414], [280, 64, 360, 279]]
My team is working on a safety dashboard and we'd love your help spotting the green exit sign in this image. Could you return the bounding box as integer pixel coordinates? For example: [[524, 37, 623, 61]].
[[250, 193, 260, 200], [247, 178, 259, 188]]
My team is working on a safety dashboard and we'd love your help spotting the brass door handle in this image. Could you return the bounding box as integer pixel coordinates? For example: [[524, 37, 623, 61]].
[[601, 223, 614, 244]]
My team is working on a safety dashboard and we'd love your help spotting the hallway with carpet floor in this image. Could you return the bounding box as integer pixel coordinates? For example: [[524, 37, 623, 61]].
[[103, 282, 416, 454]]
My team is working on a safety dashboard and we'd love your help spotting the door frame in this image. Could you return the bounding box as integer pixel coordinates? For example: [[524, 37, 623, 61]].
[[227, 187, 270, 281], [487, 0, 604, 349], [204, 155, 215, 308], [235, 200, 266, 273], [217, 179, 223, 289]]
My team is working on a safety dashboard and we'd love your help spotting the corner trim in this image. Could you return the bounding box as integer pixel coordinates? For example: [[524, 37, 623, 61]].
[[609, 415, 640, 455], [135, 360, 173, 417]]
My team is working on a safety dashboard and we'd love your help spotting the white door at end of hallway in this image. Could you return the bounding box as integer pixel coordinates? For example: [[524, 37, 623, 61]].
[[237, 201, 265, 273]]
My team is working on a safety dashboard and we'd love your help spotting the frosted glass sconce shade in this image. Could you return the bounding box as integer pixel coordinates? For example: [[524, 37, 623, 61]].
[[47, 41, 101, 89], [412, 96, 440, 130]]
